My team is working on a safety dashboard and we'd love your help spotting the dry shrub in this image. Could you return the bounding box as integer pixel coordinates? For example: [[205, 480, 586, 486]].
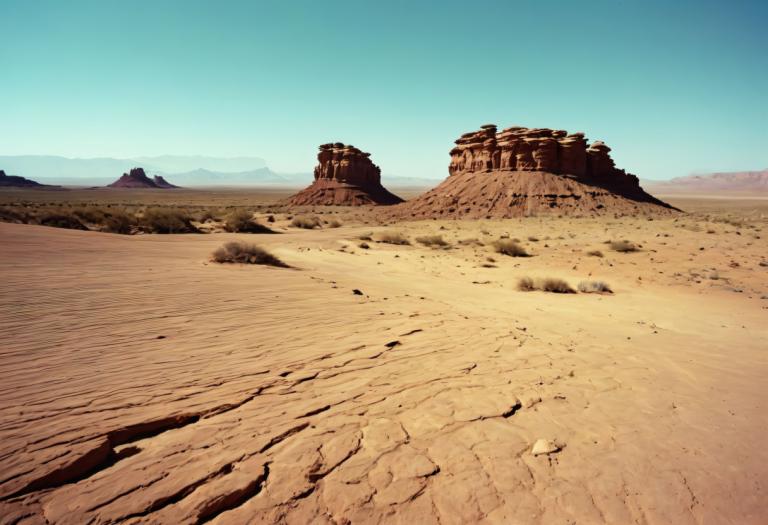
[[610, 240, 638, 252], [517, 276, 575, 294], [0, 206, 29, 224], [458, 237, 483, 247], [141, 208, 199, 234], [225, 209, 275, 233], [73, 207, 105, 223], [102, 210, 135, 234], [377, 231, 410, 245], [578, 280, 613, 294], [587, 250, 604, 257], [416, 235, 449, 247], [493, 239, 529, 257], [38, 211, 88, 231], [291, 215, 322, 229], [212, 241, 289, 267]]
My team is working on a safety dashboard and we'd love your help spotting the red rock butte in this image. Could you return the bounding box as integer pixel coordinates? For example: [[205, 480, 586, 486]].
[[392, 125, 677, 218], [286, 143, 403, 205], [108, 168, 179, 189]]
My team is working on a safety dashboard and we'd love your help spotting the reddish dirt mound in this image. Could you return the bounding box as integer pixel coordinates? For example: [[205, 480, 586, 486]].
[[286, 143, 402, 206], [390, 125, 677, 219]]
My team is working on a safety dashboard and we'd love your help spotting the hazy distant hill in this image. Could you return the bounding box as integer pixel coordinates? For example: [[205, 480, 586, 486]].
[[644, 170, 768, 194], [0, 155, 268, 183], [0, 154, 442, 188]]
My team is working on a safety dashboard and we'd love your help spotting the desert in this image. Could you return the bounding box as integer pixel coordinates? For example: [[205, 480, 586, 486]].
[[2, 1, 767, 524]]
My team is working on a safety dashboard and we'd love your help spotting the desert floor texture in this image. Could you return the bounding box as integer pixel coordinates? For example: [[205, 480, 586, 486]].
[[1, 191, 767, 524]]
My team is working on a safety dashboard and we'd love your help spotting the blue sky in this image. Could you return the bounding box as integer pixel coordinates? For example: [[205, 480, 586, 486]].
[[1, 0, 766, 180]]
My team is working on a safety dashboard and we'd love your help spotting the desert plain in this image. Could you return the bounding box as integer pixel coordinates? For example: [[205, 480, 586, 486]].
[[0, 189, 767, 524]]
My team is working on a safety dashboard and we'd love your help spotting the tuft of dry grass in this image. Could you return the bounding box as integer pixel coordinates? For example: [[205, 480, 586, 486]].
[[517, 276, 576, 294], [291, 215, 322, 229], [102, 211, 135, 234], [140, 208, 199, 234], [415, 235, 449, 247], [577, 280, 613, 294], [211, 241, 289, 267], [492, 239, 529, 257], [377, 231, 410, 245], [610, 240, 638, 253], [225, 209, 276, 233]]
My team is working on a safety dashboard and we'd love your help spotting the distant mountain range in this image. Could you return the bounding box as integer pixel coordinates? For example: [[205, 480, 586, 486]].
[[0, 155, 441, 188], [643, 170, 768, 194]]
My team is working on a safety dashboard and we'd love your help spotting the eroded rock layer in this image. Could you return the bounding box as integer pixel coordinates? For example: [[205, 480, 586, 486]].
[[287, 144, 403, 205], [393, 125, 675, 218]]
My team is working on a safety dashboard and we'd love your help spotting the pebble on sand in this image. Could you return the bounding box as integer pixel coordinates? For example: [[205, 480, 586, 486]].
[[532, 438, 561, 456]]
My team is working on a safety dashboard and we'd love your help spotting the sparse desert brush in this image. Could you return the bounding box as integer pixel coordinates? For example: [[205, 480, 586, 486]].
[[577, 280, 613, 294], [587, 250, 604, 257], [517, 276, 576, 294], [225, 209, 276, 233], [416, 235, 449, 247], [140, 208, 199, 234], [37, 211, 88, 231], [0, 206, 30, 224], [610, 240, 638, 253], [291, 215, 322, 229], [102, 211, 135, 234], [492, 239, 529, 257], [458, 237, 483, 247], [211, 241, 289, 267], [377, 231, 410, 245], [72, 207, 105, 223], [517, 276, 536, 291], [197, 209, 220, 223]]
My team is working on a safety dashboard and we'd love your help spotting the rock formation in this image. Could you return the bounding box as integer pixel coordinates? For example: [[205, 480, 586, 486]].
[[392, 125, 676, 218], [286, 144, 403, 206], [152, 175, 179, 189], [108, 168, 179, 189], [0, 170, 47, 187]]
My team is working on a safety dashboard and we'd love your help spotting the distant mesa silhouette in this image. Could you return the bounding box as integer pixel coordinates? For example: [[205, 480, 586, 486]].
[[108, 168, 180, 189], [0, 169, 53, 188], [391, 125, 678, 218], [286, 143, 403, 205]]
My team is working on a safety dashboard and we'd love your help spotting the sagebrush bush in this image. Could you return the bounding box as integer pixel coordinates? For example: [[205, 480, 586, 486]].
[[38, 211, 88, 231], [291, 215, 322, 229], [517, 276, 576, 294], [102, 211, 135, 234], [577, 280, 613, 294], [211, 241, 289, 267], [415, 235, 449, 247], [225, 209, 275, 233], [492, 239, 529, 257], [0, 206, 29, 224], [73, 207, 105, 223], [610, 240, 638, 252], [377, 231, 410, 245], [140, 208, 199, 234]]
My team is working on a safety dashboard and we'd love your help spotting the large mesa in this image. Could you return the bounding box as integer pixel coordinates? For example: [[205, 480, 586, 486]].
[[393, 125, 677, 218], [286, 143, 403, 206]]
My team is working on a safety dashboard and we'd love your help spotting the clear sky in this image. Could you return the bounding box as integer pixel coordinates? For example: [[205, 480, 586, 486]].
[[1, 0, 766, 180]]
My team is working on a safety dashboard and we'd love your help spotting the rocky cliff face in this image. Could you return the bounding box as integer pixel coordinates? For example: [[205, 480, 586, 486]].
[[448, 125, 634, 186], [0, 170, 46, 187], [287, 144, 402, 206], [389, 124, 677, 219]]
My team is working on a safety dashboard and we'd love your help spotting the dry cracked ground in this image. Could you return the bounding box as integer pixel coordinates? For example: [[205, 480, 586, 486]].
[[0, 209, 767, 524]]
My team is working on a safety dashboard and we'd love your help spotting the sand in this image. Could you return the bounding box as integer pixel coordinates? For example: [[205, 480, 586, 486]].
[[0, 194, 767, 524]]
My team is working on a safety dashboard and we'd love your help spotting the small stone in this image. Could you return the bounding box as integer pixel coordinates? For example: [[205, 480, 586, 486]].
[[531, 438, 561, 456]]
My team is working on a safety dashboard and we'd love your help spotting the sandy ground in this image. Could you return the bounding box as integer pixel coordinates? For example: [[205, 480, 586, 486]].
[[0, 196, 767, 524]]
